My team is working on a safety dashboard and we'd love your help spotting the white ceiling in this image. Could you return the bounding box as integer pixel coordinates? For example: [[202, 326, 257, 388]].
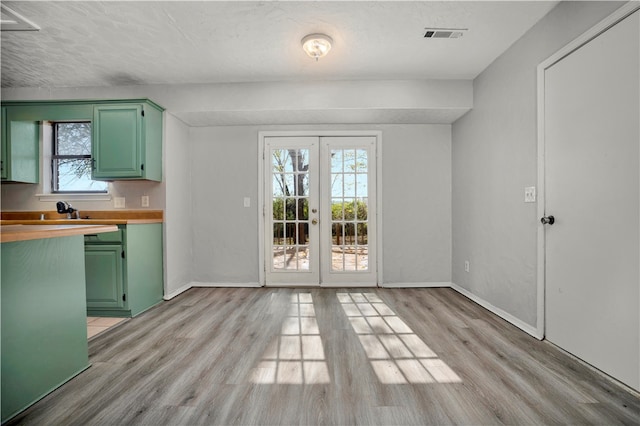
[[1, 1, 559, 89]]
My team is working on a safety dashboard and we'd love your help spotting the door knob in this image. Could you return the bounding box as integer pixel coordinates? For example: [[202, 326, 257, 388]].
[[312, 219, 318, 225], [541, 215, 555, 225]]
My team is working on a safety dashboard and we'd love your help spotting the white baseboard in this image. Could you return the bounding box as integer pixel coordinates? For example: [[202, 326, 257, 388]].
[[191, 281, 262, 288], [163, 282, 194, 300], [381, 282, 452, 288], [320, 282, 377, 288], [451, 282, 542, 339]]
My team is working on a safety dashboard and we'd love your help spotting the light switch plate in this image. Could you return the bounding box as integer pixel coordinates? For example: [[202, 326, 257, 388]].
[[244, 197, 251, 208], [114, 197, 126, 209], [524, 186, 536, 203]]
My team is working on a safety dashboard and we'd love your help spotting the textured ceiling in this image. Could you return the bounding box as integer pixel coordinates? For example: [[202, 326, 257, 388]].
[[1, 1, 558, 89]]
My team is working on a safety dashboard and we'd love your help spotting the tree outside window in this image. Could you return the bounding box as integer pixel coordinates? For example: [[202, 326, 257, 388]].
[[52, 122, 107, 192]]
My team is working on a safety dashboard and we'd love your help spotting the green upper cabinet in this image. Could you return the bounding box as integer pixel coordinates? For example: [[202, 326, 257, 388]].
[[92, 100, 163, 181], [1, 106, 39, 183], [0, 99, 163, 183]]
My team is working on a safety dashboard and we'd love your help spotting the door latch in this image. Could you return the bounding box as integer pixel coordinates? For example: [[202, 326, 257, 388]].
[[541, 215, 555, 225]]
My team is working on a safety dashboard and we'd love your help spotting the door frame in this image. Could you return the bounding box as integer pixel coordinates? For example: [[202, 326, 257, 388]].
[[258, 130, 383, 287], [536, 2, 640, 340]]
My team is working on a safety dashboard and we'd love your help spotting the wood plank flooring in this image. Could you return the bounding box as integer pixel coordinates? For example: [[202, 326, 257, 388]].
[[7, 288, 640, 425]]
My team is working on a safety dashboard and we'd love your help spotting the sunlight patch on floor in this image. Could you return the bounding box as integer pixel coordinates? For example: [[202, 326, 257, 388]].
[[250, 293, 330, 384], [338, 292, 462, 385]]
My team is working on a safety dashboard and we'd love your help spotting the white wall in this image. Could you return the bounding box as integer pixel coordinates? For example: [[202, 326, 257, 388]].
[[451, 1, 624, 328], [0, 80, 472, 127], [1, 180, 164, 211], [190, 125, 261, 285], [381, 125, 451, 285], [190, 124, 451, 286], [163, 114, 193, 297], [1, 81, 455, 294]]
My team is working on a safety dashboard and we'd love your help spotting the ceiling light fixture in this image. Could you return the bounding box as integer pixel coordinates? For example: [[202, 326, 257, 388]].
[[301, 33, 333, 61]]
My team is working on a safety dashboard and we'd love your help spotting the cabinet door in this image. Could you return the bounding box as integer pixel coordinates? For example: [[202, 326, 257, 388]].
[[1, 107, 39, 183], [92, 104, 143, 179], [1, 107, 6, 180], [85, 245, 125, 309]]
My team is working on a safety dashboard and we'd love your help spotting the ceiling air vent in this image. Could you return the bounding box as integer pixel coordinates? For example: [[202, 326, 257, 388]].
[[424, 28, 467, 39]]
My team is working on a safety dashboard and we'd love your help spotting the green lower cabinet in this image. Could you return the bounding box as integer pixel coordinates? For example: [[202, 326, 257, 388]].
[[1, 106, 7, 179], [1, 236, 89, 423], [85, 245, 125, 309], [85, 224, 163, 317]]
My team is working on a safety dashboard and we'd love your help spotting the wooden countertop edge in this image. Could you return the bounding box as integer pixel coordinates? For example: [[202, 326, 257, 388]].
[[1, 210, 163, 221], [1, 224, 119, 243], [0, 219, 163, 225]]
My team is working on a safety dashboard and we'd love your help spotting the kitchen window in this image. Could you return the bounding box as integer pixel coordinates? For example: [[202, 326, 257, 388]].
[[52, 122, 107, 193]]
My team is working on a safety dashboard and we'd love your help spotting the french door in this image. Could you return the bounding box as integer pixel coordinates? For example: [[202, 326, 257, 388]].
[[264, 136, 377, 286]]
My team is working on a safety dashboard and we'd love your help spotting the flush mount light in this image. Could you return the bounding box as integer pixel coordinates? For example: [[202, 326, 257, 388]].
[[301, 33, 333, 61]]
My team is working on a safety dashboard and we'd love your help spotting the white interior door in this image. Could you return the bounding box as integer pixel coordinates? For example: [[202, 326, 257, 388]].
[[264, 135, 377, 287], [544, 10, 640, 391]]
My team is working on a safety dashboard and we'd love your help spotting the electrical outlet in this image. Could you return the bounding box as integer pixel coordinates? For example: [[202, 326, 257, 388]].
[[141, 195, 150, 208], [114, 197, 125, 209], [524, 186, 536, 203], [464, 261, 470, 273]]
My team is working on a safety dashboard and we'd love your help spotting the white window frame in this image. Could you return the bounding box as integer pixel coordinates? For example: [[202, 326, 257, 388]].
[[36, 121, 111, 202]]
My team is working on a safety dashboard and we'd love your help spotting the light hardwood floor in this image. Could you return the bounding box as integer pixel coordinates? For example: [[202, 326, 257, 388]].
[[8, 288, 640, 425]]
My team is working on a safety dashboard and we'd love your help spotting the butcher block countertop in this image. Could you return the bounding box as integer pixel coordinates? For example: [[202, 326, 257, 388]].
[[0, 210, 163, 226], [1, 224, 119, 243]]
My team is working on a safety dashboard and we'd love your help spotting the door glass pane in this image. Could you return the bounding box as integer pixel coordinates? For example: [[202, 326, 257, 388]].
[[332, 199, 343, 220], [331, 150, 343, 172], [273, 198, 284, 220], [331, 174, 343, 197], [331, 149, 369, 272], [356, 225, 368, 270], [299, 246, 310, 270], [297, 223, 310, 245], [289, 149, 306, 172], [356, 174, 367, 198], [344, 149, 356, 172], [273, 176, 285, 197], [356, 149, 368, 172], [271, 147, 313, 273], [273, 246, 285, 270], [356, 198, 368, 220], [273, 149, 294, 172], [343, 174, 356, 197], [285, 198, 296, 220], [299, 199, 309, 220], [284, 247, 298, 270], [273, 223, 284, 244]]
